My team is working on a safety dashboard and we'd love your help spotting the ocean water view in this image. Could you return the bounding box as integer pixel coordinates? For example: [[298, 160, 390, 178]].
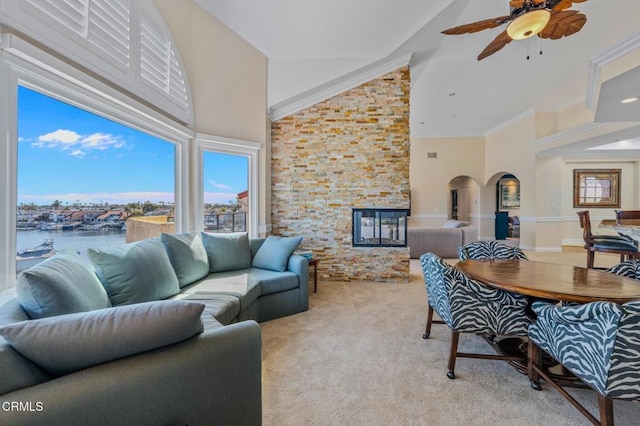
[[16, 229, 126, 273]]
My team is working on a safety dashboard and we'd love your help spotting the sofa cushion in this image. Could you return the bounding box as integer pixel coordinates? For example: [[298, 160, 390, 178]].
[[16, 253, 111, 319], [252, 235, 302, 272], [247, 268, 299, 295], [182, 268, 261, 311], [442, 219, 465, 228], [0, 300, 204, 377], [88, 239, 180, 306], [172, 293, 241, 328], [161, 232, 209, 287], [201, 232, 252, 273]]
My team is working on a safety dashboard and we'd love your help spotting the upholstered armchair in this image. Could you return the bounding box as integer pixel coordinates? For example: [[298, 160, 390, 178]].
[[420, 252, 531, 379], [458, 240, 528, 261], [528, 300, 640, 425]]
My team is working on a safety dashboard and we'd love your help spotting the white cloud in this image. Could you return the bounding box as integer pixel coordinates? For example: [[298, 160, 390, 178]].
[[33, 129, 126, 156], [208, 180, 233, 191], [203, 191, 238, 205], [18, 191, 175, 205]]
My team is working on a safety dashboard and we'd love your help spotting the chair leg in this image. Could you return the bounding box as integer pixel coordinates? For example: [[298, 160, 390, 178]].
[[423, 304, 434, 339], [447, 330, 460, 379], [587, 250, 595, 269], [598, 394, 614, 426], [528, 339, 542, 391]]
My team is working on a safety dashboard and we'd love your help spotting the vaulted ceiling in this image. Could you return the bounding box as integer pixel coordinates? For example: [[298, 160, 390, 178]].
[[196, 0, 640, 155]]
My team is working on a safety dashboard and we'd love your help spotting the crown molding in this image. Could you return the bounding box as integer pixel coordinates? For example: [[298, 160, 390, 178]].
[[484, 109, 535, 137], [535, 122, 610, 147], [269, 53, 413, 122], [586, 31, 640, 111]]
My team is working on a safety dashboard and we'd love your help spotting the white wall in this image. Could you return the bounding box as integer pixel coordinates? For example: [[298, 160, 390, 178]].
[[409, 137, 484, 228], [154, 0, 267, 143]]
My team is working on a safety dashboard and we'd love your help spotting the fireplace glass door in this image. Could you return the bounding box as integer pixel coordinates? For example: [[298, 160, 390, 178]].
[[352, 208, 409, 247]]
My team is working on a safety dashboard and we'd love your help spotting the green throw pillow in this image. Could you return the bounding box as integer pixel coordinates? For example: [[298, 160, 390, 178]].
[[0, 300, 205, 376], [88, 239, 180, 306], [252, 235, 303, 272], [161, 232, 209, 287], [16, 253, 111, 319], [201, 232, 252, 272]]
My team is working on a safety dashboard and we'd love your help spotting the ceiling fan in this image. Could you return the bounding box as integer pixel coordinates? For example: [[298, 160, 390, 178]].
[[442, 0, 588, 60]]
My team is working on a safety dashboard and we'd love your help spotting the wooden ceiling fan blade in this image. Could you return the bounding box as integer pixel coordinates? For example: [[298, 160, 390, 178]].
[[442, 16, 510, 35], [539, 11, 586, 39], [549, 0, 588, 11], [477, 30, 513, 60]]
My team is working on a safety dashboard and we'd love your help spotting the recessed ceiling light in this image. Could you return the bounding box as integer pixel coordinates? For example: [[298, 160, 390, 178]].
[[621, 97, 639, 104]]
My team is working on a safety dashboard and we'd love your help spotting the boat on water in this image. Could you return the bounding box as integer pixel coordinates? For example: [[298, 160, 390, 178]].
[[16, 239, 56, 273], [17, 239, 56, 260], [40, 222, 64, 231]]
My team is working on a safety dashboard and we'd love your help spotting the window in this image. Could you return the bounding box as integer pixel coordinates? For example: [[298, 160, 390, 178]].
[[16, 86, 176, 274], [0, 34, 191, 291], [195, 135, 260, 238], [203, 152, 248, 233]]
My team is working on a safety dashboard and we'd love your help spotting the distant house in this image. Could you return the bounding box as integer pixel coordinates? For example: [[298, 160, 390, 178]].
[[237, 190, 248, 212], [97, 210, 130, 222]]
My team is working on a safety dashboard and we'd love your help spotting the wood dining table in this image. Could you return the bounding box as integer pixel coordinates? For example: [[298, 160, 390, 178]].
[[455, 258, 640, 304], [454, 258, 640, 383]]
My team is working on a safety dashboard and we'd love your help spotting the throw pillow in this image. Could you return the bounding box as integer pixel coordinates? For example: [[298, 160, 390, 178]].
[[161, 232, 209, 287], [16, 253, 111, 319], [201, 232, 252, 272], [442, 220, 464, 228], [0, 300, 205, 377], [88, 239, 180, 306], [252, 235, 303, 272]]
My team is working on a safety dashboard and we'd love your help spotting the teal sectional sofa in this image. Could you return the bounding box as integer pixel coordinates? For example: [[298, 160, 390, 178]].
[[0, 232, 309, 425]]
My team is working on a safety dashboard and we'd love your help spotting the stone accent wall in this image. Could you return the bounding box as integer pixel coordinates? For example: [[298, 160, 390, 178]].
[[126, 217, 174, 243], [271, 67, 410, 282]]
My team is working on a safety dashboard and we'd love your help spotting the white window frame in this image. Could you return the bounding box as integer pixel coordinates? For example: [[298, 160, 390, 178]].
[[0, 33, 193, 292], [194, 134, 260, 238]]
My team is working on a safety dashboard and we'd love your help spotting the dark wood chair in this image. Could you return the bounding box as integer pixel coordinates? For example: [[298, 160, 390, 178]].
[[615, 210, 640, 224], [577, 211, 640, 269]]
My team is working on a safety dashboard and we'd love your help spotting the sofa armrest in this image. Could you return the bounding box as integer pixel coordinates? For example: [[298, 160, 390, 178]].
[[0, 320, 262, 426], [287, 254, 309, 311], [461, 225, 478, 244]]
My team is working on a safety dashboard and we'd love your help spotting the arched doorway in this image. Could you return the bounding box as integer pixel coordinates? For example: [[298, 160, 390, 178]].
[[486, 172, 521, 242], [448, 176, 480, 223]]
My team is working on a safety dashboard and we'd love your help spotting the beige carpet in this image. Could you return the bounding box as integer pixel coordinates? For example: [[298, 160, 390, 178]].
[[261, 251, 640, 425]]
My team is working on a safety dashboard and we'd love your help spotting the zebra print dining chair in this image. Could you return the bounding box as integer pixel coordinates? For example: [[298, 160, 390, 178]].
[[458, 240, 528, 261], [607, 259, 640, 280], [528, 300, 640, 426], [420, 252, 531, 379]]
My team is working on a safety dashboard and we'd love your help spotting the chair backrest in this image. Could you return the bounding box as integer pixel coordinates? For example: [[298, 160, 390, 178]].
[[458, 240, 528, 261], [576, 210, 594, 248], [607, 260, 640, 280], [615, 210, 640, 224]]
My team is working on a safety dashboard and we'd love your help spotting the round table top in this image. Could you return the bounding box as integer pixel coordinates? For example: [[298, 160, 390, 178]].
[[455, 259, 640, 304]]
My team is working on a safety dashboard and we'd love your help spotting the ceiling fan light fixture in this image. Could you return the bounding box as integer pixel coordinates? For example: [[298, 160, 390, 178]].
[[506, 9, 551, 40]]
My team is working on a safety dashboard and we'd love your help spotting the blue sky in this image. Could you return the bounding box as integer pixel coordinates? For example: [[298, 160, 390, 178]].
[[18, 86, 247, 206]]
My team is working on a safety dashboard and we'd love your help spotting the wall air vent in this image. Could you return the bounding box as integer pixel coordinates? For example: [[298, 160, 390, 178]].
[[427, 152, 438, 159]]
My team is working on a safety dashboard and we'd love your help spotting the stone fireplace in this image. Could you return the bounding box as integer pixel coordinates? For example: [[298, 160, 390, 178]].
[[270, 66, 410, 282]]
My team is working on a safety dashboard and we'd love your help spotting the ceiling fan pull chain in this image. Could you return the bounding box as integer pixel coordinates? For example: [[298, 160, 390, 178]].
[[527, 39, 530, 60], [539, 38, 543, 56]]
